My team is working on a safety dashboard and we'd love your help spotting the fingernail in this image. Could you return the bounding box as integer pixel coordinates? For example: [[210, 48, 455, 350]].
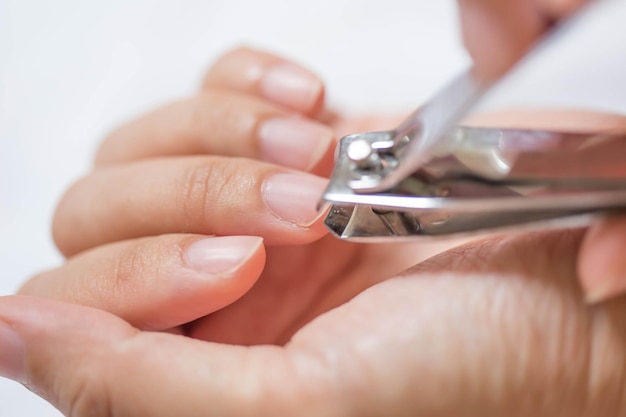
[[0, 320, 26, 383], [185, 236, 263, 275], [580, 218, 626, 304], [584, 277, 626, 304], [262, 173, 328, 226], [585, 289, 607, 304], [261, 63, 322, 111], [258, 117, 333, 171]]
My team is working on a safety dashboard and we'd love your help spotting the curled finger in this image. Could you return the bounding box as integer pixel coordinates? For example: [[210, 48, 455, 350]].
[[20, 234, 265, 330]]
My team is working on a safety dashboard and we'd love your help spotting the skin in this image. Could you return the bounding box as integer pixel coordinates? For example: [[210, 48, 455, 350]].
[[458, 0, 588, 80], [4, 0, 626, 415]]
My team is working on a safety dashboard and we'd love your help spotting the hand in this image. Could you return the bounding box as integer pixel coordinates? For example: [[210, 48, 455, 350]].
[[5, 45, 626, 416], [17, 47, 441, 344], [7, 29, 624, 415], [458, 0, 626, 302], [3, 228, 626, 416]]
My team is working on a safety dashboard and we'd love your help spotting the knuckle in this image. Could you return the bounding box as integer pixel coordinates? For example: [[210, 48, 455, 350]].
[[183, 91, 267, 157], [178, 159, 258, 232], [181, 94, 236, 149], [16, 269, 52, 296], [181, 95, 211, 141], [178, 161, 214, 232], [94, 126, 125, 166], [183, 92, 257, 148], [103, 240, 149, 305], [52, 177, 90, 257], [203, 46, 255, 83]]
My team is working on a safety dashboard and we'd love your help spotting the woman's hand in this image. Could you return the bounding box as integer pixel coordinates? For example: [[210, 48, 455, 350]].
[[3, 228, 626, 416], [7, 37, 626, 415], [16, 43, 626, 344]]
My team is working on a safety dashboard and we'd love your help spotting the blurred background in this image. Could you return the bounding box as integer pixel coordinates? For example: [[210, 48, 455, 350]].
[[1, 0, 625, 415]]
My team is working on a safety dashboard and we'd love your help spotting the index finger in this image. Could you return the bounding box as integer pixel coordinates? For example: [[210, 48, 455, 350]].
[[0, 296, 334, 417], [457, 0, 589, 80]]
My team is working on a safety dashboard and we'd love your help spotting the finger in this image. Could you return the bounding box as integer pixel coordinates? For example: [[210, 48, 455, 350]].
[[457, 0, 588, 80], [96, 90, 334, 172], [19, 235, 265, 330], [0, 296, 322, 417], [458, 0, 545, 79], [203, 46, 324, 116], [579, 216, 626, 303], [539, 0, 588, 19], [54, 156, 328, 256]]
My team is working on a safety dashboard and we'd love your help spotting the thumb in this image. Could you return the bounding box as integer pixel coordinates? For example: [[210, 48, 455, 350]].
[[579, 216, 626, 303], [458, 0, 545, 80], [0, 296, 326, 417], [457, 0, 587, 80]]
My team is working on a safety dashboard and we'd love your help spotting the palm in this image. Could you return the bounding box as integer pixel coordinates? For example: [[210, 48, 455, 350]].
[[184, 228, 623, 415], [268, 229, 617, 416], [186, 236, 451, 344], [184, 114, 451, 344]]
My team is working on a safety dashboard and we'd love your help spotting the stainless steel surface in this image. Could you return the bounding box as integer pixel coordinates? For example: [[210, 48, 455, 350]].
[[323, 127, 626, 239], [347, 72, 485, 192]]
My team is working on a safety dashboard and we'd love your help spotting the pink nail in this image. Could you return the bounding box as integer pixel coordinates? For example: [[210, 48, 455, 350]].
[[258, 117, 333, 170], [185, 236, 263, 275], [585, 276, 626, 304], [580, 217, 626, 304], [262, 173, 328, 226], [261, 63, 322, 111], [0, 320, 26, 383]]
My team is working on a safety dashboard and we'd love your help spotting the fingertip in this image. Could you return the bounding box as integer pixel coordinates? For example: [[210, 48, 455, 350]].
[[51, 180, 85, 258], [579, 216, 626, 304]]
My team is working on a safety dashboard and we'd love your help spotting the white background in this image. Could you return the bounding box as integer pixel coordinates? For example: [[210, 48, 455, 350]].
[[1, 0, 626, 416]]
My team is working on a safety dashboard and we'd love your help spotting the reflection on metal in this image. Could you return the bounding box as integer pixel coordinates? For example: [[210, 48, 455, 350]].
[[321, 0, 626, 241], [322, 126, 626, 240]]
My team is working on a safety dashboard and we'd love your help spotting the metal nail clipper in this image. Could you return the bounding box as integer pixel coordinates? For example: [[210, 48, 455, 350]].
[[320, 1, 626, 241]]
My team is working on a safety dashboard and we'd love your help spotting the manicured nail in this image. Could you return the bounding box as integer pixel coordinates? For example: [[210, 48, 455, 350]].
[[585, 287, 608, 304], [0, 320, 26, 383], [258, 117, 333, 170], [185, 236, 263, 275], [262, 173, 328, 226], [584, 277, 626, 304], [579, 217, 626, 304], [261, 63, 322, 111]]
